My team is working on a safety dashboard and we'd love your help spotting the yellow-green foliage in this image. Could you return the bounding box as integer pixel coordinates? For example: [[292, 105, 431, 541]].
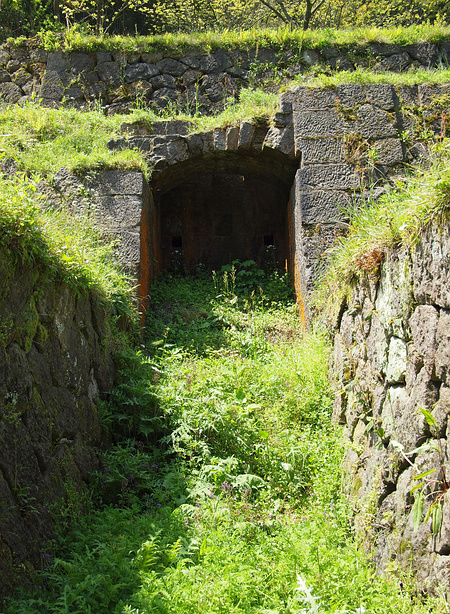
[[28, 23, 450, 54]]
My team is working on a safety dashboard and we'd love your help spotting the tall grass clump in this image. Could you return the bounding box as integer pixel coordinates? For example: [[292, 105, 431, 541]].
[[314, 138, 450, 319], [5, 262, 449, 613]]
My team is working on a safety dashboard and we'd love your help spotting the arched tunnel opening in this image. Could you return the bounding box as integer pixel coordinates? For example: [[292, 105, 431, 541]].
[[143, 149, 300, 295]]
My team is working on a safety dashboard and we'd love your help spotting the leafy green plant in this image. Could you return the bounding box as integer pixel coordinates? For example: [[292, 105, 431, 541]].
[[393, 409, 449, 536]]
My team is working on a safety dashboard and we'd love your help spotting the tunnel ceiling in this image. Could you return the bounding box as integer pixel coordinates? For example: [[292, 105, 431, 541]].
[[151, 148, 299, 197]]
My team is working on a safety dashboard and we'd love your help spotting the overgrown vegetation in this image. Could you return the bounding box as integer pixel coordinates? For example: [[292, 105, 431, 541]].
[[0, 169, 131, 301], [314, 138, 450, 321], [23, 22, 450, 53], [3, 264, 448, 613]]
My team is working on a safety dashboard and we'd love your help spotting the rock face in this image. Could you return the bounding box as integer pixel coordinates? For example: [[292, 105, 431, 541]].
[[331, 222, 450, 594], [0, 39, 449, 114], [0, 249, 115, 602]]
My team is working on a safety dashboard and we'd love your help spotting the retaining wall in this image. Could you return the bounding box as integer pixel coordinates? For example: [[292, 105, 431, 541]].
[[0, 39, 449, 114], [332, 221, 450, 594]]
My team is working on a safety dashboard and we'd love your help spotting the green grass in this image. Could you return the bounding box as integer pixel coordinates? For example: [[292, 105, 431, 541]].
[[0, 170, 132, 304], [4, 271, 448, 613], [23, 23, 450, 54], [0, 88, 279, 179], [292, 67, 450, 89], [314, 139, 450, 321], [0, 102, 146, 178]]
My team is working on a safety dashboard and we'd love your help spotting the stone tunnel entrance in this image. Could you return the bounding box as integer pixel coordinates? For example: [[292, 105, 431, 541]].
[[148, 149, 300, 280]]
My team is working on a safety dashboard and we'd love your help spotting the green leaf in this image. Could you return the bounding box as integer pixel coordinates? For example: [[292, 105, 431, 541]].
[[376, 427, 385, 439], [432, 503, 443, 535], [412, 491, 424, 532], [413, 469, 435, 481], [420, 408, 437, 427]]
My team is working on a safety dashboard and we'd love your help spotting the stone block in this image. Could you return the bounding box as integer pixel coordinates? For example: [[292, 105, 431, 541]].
[[0, 69, 10, 83], [69, 52, 94, 74], [327, 56, 354, 71], [298, 137, 345, 164], [156, 58, 187, 77], [263, 125, 294, 157], [46, 51, 70, 73], [435, 311, 450, 387], [180, 54, 201, 69], [84, 81, 107, 100], [396, 84, 420, 107], [336, 83, 365, 107], [291, 86, 337, 111], [410, 305, 439, 362], [238, 121, 255, 148], [372, 138, 404, 166], [298, 190, 350, 224], [12, 68, 31, 87], [150, 73, 176, 89], [0, 49, 11, 66], [374, 52, 411, 73], [39, 70, 65, 100], [418, 83, 450, 107], [407, 43, 439, 67], [380, 385, 410, 444], [141, 51, 164, 64], [433, 387, 450, 437], [369, 43, 402, 57], [199, 50, 233, 74], [412, 223, 450, 309], [225, 126, 239, 151], [213, 128, 226, 151], [92, 195, 142, 229], [96, 51, 112, 64], [125, 62, 159, 83], [0, 82, 23, 103], [386, 337, 407, 384], [294, 109, 354, 138], [182, 69, 201, 86], [87, 170, 145, 196], [96, 61, 121, 86], [298, 163, 360, 191], [151, 135, 189, 163], [356, 104, 397, 139], [151, 87, 178, 108], [364, 84, 398, 110]]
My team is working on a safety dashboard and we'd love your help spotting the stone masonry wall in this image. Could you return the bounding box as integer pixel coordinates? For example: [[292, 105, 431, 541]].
[[0, 248, 115, 602], [331, 221, 450, 595], [45, 81, 450, 308], [0, 39, 449, 115]]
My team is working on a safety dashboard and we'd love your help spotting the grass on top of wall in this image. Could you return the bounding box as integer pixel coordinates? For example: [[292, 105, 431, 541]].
[[293, 66, 450, 89], [10, 23, 450, 54], [0, 102, 147, 179], [314, 138, 450, 322], [0, 170, 133, 312], [0, 88, 279, 179]]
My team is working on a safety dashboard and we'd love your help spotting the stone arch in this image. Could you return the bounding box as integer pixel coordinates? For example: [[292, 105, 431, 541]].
[[137, 119, 301, 310]]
